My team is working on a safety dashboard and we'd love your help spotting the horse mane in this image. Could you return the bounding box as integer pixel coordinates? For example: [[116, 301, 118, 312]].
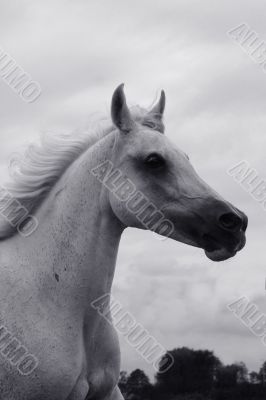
[[0, 106, 162, 239]]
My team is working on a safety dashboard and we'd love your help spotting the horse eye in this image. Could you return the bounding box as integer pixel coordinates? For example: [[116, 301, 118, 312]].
[[144, 153, 165, 169]]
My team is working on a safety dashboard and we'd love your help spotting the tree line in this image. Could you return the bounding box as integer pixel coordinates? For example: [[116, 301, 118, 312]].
[[118, 347, 266, 400]]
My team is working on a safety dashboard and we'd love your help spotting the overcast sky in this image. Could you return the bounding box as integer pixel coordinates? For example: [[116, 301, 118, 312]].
[[0, 0, 266, 378]]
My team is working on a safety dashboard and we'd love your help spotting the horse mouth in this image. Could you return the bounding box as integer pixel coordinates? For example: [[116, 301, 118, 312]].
[[204, 248, 236, 262], [202, 232, 246, 262]]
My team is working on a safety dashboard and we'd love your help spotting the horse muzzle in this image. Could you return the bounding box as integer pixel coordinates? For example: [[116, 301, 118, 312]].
[[202, 207, 248, 262]]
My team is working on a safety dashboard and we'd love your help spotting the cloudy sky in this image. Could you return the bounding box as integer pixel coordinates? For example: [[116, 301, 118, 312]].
[[0, 0, 266, 379]]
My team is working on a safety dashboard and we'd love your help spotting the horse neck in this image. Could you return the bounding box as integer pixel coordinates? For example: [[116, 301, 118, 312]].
[[16, 131, 123, 313]]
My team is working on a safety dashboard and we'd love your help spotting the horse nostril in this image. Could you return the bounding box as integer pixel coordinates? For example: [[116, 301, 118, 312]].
[[219, 212, 243, 231]]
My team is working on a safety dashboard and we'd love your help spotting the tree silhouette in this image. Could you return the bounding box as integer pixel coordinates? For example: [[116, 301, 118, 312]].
[[118, 351, 266, 400], [259, 361, 266, 386], [120, 369, 152, 400], [118, 371, 129, 398], [250, 371, 261, 384], [155, 347, 221, 395], [216, 362, 248, 389]]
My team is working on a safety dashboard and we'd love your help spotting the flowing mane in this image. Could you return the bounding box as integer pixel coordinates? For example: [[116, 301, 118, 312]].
[[0, 105, 162, 239]]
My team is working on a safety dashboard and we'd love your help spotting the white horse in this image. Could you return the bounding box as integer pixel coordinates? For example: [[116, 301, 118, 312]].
[[0, 84, 247, 399]]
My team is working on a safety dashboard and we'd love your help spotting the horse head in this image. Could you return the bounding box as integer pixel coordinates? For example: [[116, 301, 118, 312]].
[[108, 84, 247, 262]]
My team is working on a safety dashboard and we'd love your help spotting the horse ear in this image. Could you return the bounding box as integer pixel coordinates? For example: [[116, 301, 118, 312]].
[[111, 84, 135, 134], [148, 90, 166, 119], [143, 90, 166, 134]]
